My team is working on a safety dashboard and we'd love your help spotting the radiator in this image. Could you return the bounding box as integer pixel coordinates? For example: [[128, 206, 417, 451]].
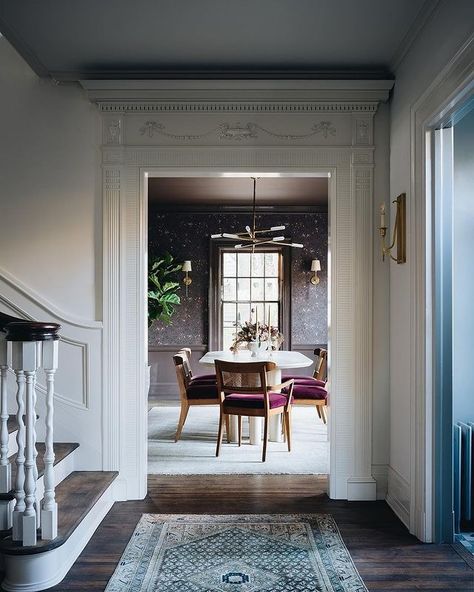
[[454, 421, 473, 532]]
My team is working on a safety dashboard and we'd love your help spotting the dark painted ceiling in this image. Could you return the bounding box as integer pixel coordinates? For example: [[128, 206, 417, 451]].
[[0, 0, 432, 80], [148, 177, 329, 209]]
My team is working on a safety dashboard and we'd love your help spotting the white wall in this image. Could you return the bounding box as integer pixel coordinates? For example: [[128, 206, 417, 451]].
[[0, 39, 104, 469], [0, 37, 101, 321], [389, 0, 474, 521]]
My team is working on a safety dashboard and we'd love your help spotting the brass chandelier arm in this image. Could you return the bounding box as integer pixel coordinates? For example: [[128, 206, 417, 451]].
[[211, 176, 304, 250]]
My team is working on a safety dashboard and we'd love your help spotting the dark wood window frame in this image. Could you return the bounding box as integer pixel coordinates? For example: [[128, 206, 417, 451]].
[[208, 239, 291, 351]]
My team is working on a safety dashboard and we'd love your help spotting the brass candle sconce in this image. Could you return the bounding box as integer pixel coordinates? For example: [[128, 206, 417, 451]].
[[379, 193, 406, 263]]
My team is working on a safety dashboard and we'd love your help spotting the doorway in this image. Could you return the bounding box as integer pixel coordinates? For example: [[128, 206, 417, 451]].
[[432, 100, 474, 549], [147, 173, 330, 477]]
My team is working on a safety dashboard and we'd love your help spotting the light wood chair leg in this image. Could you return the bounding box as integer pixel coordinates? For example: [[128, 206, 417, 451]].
[[285, 409, 292, 452], [238, 415, 242, 446], [316, 405, 322, 419], [281, 413, 286, 442], [262, 416, 269, 462], [320, 404, 327, 424], [216, 411, 225, 457], [225, 415, 230, 443], [175, 403, 189, 442]]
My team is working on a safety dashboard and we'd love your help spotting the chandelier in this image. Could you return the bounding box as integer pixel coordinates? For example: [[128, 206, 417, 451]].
[[211, 177, 303, 250]]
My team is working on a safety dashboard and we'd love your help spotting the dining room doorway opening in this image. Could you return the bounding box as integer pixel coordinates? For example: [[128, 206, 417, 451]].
[[146, 173, 331, 479]]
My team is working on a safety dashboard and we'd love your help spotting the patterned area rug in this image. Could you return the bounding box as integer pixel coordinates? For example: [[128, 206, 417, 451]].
[[105, 514, 367, 592]]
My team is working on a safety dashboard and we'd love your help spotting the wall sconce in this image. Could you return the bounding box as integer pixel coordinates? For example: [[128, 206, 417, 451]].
[[310, 259, 321, 285], [182, 260, 192, 296], [379, 193, 406, 264]]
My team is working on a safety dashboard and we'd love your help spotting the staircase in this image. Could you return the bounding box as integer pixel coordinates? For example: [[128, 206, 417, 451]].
[[0, 312, 118, 591]]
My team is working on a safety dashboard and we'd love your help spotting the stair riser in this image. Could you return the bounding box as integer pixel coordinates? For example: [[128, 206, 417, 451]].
[[0, 449, 76, 531], [35, 448, 76, 502], [1, 483, 115, 592], [8, 431, 18, 457]]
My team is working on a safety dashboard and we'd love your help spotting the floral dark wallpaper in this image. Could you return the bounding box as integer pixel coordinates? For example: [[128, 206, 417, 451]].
[[148, 209, 328, 347]]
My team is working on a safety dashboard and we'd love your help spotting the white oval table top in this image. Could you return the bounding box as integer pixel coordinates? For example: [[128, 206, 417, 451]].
[[198, 350, 313, 369]]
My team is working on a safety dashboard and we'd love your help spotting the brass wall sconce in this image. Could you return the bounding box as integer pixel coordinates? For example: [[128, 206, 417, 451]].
[[379, 193, 406, 263], [310, 259, 321, 285], [182, 260, 192, 296]]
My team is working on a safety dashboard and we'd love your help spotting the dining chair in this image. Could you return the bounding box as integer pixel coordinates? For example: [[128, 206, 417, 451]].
[[178, 347, 216, 384], [291, 383, 328, 424], [282, 347, 327, 386], [214, 359, 294, 462], [281, 349, 328, 424], [173, 352, 228, 442]]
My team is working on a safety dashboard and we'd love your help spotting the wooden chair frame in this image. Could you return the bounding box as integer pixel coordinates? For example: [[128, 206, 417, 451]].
[[293, 348, 328, 424], [214, 359, 294, 462], [173, 352, 228, 442]]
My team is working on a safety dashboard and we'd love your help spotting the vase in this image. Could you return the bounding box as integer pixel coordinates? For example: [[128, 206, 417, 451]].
[[247, 341, 259, 357], [247, 341, 270, 357]]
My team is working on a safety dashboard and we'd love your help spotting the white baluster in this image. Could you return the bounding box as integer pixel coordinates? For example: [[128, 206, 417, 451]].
[[23, 370, 38, 546], [11, 341, 40, 546], [0, 334, 12, 530], [0, 333, 11, 493], [12, 370, 25, 541], [33, 372, 40, 529], [41, 340, 58, 540]]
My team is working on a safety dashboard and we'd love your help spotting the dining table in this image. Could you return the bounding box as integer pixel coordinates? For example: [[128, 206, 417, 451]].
[[198, 349, 313, 445]]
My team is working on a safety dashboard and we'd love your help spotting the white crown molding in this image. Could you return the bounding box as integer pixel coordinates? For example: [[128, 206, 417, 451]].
[[80, 79, 394, 107], [389, 0, 442, 72], [0, 266, 102, 330]]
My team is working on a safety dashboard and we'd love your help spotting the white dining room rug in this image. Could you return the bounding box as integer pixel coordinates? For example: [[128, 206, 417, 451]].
[[148, 405, 329, 475], [105, 513, 367, 592]]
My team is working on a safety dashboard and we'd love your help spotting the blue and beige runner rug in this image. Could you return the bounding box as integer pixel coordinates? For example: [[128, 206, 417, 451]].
[[105, 514, 367, 591]]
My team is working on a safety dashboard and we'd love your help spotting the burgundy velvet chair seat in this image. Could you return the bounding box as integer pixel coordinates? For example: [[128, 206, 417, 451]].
[[291, 384, 328, 400], [223, 392, 290, 409], [191, 373, 216, 381], [282, 374, 326, 387], [189, 374, 217, 384], [185, 382, 219, 400]]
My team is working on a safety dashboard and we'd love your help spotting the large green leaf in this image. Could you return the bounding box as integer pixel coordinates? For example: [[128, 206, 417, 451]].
[[148, 252, 182, 326]]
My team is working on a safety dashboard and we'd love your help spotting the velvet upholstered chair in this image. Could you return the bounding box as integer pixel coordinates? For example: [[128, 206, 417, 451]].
[[173, 352, 228, 442], [177, 347, 216, 383], [214, 359, 294, 462], [282, 348, 328, 424]]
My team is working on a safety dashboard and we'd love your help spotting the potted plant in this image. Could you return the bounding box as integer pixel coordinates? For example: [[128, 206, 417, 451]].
[[148, 252, 182, 326]]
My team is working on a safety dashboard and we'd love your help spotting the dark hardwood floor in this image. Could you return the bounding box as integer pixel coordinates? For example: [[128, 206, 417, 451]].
[[49, 475, 473, 591]]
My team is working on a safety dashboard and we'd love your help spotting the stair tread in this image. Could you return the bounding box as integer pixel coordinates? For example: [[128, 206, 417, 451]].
[[7, 415, 18, 434], [7, 414, 39, 434], [0, 470, 118, 554], [0, 443, 79, 501]]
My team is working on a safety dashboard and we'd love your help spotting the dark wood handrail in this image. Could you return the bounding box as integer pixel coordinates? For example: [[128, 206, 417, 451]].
[[0, 313, 60, 341]]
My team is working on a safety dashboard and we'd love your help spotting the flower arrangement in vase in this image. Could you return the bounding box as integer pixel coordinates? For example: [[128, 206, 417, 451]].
[[230, 321, 284, 356]]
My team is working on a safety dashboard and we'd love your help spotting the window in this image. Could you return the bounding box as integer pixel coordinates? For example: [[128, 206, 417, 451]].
[[209, 241, 291, 350]]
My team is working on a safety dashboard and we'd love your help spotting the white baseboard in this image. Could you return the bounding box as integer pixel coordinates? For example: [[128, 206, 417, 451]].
[[1, 481, 115, 592], [371, 463, 388, 500], [386, 465, 410, 529], [347, 476, 377, 501]]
